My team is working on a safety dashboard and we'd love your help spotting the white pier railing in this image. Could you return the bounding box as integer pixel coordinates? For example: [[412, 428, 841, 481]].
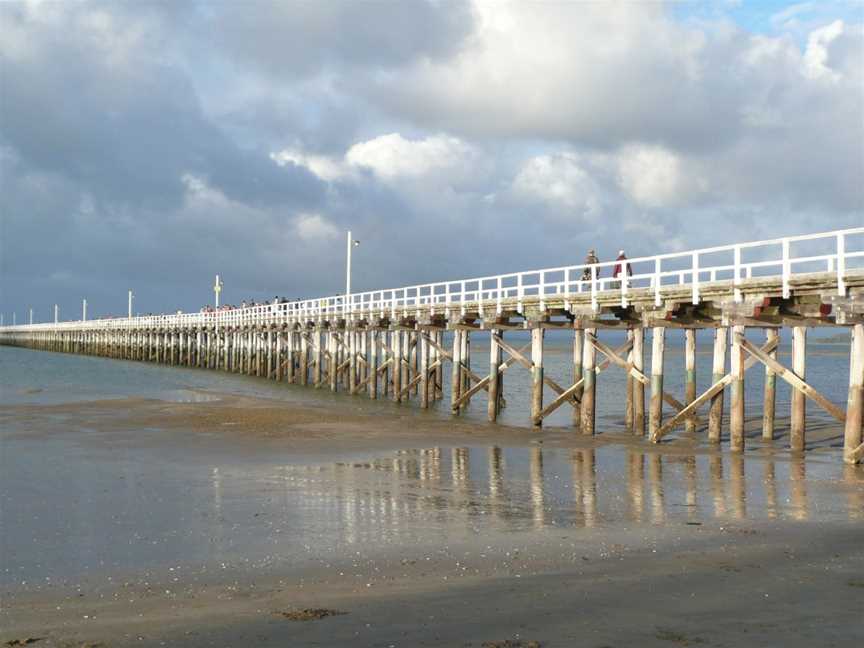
[[3, 227, 863, 331]]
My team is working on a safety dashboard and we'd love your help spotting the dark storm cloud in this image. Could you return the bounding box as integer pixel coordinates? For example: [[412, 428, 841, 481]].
[[0, 1, 324, 211]]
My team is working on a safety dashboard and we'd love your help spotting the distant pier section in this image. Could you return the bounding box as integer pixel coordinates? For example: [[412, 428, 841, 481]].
[[3, 228, 863, 464]]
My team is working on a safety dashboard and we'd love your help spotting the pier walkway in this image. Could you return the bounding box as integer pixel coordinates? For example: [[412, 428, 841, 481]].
[[3, 228, 863, 464]]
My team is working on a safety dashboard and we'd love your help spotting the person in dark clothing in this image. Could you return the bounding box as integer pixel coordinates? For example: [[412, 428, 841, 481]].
[[612, 250, 632, 289], [581, 249, 599, 281]]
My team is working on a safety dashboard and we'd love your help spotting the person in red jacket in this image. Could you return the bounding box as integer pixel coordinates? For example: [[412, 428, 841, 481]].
[[612, 250, 632, 289]]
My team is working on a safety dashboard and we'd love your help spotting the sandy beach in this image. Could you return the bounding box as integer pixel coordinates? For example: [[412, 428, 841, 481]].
[[2, 388, 863, 648]]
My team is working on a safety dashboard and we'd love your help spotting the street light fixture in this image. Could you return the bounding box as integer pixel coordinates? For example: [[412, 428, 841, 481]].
[[214, 275, 223, 308], [128, 290, 134, 318], [346, 230, 360, 296]]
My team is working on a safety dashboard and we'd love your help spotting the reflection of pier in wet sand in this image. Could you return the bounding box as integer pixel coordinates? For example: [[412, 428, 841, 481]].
[[278, 446, 863, 544]]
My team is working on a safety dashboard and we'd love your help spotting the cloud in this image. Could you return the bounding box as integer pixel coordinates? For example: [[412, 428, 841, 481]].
[[615, 145, 701, 209], [510, 153, 605, 217], [271, 148, 347, 182], [345, 133, 483, 183], [294, 213, 340, 241], [0, 1, 861, 320]]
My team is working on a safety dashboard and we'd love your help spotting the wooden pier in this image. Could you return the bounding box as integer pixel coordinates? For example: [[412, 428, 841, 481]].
[[2, 228, 863, 464]]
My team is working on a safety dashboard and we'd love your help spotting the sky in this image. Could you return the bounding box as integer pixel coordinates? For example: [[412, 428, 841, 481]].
[[1, 0, 862, 321]]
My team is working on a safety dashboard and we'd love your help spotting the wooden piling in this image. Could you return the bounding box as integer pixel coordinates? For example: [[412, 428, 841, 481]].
[[420, 331, 430, 408], [572, 329, 583, 430], [451, 329, 462, 413], [580, 327, 597, 435], [844, 324, 863, 464], [633, 327, 645, 436], [530, 327, 544, 427], [730, 325, 745, 452], [684, 329, 696, 433], [392, 329, 402, 403], [708, 327, 727, 443], [762, 328, 779, 440], [648, 327, 665, 439], [369, 329, 379, 399], [297, 330, 308, 385], [460, 330, 471, 411], [790, 326, 807, 452], [625, 330, 634, 429], [488, 330, 503, 422]]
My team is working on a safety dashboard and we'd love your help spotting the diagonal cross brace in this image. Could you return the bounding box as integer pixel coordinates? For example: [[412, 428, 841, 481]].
[[587, 334, 691, 416], [422, 331, 489, 388], [493, 334, 574, 400], [737, 334, 846, 423], [535, 338, 634, 422], [651, 335, 779, 441], [450, 341, 531, 411]]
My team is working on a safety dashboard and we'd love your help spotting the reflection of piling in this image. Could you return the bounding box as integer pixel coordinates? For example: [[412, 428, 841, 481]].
[[488, 446, 504, 500], [649, 453, 664, 524], [684, 455, 698, 519], [843, 464, 863, 520], [764, 460, 778, 519], [729, 454, 746, 519], [627, 451, 644, 522], [530, 447, 545, 528], [789, 459, 808, 520], [710, 455, 727, 517]]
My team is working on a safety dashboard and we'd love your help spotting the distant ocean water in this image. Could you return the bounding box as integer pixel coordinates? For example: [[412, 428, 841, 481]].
[[0, 328, 852, 429]]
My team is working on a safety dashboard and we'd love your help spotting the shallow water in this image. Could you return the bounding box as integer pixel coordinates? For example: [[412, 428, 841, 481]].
[[1, 343, 862, 593], [3, 419, 863, 590], [0, 332, 853, 428]]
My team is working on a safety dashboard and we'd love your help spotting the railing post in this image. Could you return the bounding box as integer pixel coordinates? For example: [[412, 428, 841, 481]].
[[653, 258, 661, 307], [733, 245, 742, 303], [539, 271, 546, 312], [782, 238, 791, 299], [691, 251, 699, 305], [590, 265, 598, 312], [837, 232, 846, 296], [517, 274, 524, 314]]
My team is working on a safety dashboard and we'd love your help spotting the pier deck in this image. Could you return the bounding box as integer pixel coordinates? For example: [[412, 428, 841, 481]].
[[3, 227, 863, 463]]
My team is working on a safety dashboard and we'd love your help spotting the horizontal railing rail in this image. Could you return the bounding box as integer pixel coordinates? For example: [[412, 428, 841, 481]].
[[2, 227, 862, 332]]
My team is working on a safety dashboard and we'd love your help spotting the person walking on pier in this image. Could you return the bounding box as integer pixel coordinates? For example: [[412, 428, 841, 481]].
[[612, 250, 632, 289], [581, 249, 599, 281]]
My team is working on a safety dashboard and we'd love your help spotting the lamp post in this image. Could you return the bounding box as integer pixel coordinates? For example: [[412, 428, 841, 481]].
[[346, 231, 360, 296], [82, 299, 87, 322], [213, 275, 223, 308], [54, 304, 59, 323], [128, 290, 134, 318], [29, 308, 33, 325]]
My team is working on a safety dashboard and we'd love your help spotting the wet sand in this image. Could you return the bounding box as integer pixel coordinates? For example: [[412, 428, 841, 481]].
[[2, 393, 864, 647]]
